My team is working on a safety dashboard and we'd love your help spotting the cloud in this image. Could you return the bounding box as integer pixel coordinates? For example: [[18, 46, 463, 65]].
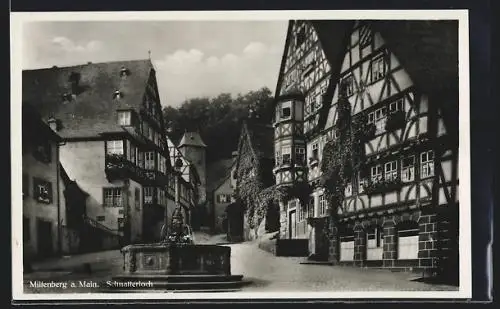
[[51, 36, 103, 53], [154, 42, 282, 107]]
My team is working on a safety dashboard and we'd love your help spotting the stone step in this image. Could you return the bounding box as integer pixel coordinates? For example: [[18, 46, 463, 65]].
[[112, 274, 244, 283]]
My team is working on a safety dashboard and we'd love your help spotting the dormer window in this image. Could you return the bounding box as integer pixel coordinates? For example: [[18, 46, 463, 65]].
[[113, 90, 123, 100], [117, 111, 131, 126], [62, 93, 73, 102], [120, 66, 130, 77]]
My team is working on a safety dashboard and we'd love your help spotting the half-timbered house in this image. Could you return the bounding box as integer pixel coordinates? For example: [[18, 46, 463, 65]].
[[272, 20, 458, 277]]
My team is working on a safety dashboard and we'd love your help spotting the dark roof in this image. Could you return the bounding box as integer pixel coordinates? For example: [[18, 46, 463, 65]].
[[22, 102, 62, 142], [206, 157, 235, 193], [244, 121, 274, 160], [22, 59, 154, 139], [178, 132, 207, 148]]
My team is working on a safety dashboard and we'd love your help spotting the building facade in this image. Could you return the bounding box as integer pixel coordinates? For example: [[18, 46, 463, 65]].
[[22, 103, 64, 260], [272, 20, 459, 276], [22, 60, 197, 251], [206, 153, 237, 233]]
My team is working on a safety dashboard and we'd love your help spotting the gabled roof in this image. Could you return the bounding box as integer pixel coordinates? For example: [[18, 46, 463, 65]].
[[244, 121, 274, 160], [206, 157, 236, 193], [22, 59, 155, 139], [178, 132, 207, 148], [275, 20, 458, 134]]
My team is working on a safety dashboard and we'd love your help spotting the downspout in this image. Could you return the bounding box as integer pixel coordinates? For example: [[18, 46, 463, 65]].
[[56, 141, 66, 256]]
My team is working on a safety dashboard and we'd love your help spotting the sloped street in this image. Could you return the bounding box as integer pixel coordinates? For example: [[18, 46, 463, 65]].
[[23, 232, 457, 294]]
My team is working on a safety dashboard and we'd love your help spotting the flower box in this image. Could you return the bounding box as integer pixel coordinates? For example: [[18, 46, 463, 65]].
[[363, 178, 403, 195]]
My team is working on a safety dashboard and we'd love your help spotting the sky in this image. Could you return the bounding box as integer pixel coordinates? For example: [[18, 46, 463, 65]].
[[22, 21, 288, 108]]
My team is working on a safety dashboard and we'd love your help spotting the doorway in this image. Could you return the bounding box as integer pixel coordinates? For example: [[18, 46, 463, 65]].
[[37, 219, 53, 257], [289, 210, 297, 239]]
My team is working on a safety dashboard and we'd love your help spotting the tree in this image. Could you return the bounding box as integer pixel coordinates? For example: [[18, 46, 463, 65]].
[[163, 87, 274, 163]]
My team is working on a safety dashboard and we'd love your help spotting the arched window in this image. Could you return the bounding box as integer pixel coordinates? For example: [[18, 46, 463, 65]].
[[366, 225, 383, 260], [339, 227, 355, 262], [397, 221, 419, 260]]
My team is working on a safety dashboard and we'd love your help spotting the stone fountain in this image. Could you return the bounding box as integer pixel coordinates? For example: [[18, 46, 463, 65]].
[[110, 162, 246, 292]]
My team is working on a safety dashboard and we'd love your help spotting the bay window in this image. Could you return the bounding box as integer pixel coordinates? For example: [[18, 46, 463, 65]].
[[319, 194, 328, 216], [275, 150, 282, 166]]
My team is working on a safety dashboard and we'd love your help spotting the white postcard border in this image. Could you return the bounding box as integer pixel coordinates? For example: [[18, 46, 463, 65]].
[[11, 9, 471, 300]]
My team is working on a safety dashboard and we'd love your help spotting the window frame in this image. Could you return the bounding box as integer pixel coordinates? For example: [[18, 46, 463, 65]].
[[117, 110, 132, 126], [295, 146, 305, 165], [370, 54, 386, 83], [144, 151, 155, 170], [280, 101, 292, 120], [401, 156, 415, 182], [282, 146, 292, 165], [143, 187, 155, 204], [371, 164, 383, 183], [106, 140, 124, 156], [103, 188, 123, 207], [33, 177, 53, 204], [420, 150, 435, 179], [384, 160, 398, 181]]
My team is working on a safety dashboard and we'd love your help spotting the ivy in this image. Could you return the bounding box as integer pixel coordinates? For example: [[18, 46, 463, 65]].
[[320, 96, 373, 217]]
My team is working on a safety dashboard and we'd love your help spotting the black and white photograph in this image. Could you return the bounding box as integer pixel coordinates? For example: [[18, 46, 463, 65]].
[[11, 10, 471, 300]]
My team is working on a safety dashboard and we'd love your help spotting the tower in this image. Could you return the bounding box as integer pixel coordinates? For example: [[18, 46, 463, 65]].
[[273, 88, 307, 189], [178, 131, 207, 204]]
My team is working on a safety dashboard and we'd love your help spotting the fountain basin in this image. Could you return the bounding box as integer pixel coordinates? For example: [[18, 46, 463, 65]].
[[110, 243, 247, 292], [121, 243, 231, 276]]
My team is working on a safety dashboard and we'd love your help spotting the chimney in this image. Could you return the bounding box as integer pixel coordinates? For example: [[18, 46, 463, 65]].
[[47, 117, 60, 132]]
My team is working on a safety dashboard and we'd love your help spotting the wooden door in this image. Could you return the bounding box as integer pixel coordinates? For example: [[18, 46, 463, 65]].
[[37, 219, 53, 257], [289, 210, 297, 239]]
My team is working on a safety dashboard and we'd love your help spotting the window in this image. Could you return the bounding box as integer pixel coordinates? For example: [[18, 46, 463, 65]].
[[148, 127, 154, 142], [118, 111, 131, 126], [359, 26, 372, 48], [296, 26, 306, 47], [144, 187, 154, 204], [401, 156, 415, 182], [117, 218, 124, 231], [33, 140, 52, 163], [103, 188, 122, 207], [128, 143, 136, 164], [371, 165, 383, 183], [134, 188, 140, 210], [106, 140, 124, 155], [308, 198, 314, 218], [157, 189, 166, 205], [23, 217, 30, 242], [384, 160, 398, 181], [275, 150, 282, 166], [341, 74, 355, 97], [368, 106, 387, 134], [397, 221, 419, 260], [420, 150, 434, 178], [358, 172, 367, 193], [23, 174, 29, 198], [145, 151, 155, 170], [366, 226, 384, 260], [280, 101, 292, 119], [217, 194, 231, 203], [142, 122, 149, 137], [319, 195, 328, 216], [295, 147, 305, 165], [311, 143, 319, 161], [137, 151, 144, 168], [33, 178, 52, 204], [370, 56, 386, 83], [282, 146, 291, 165], [389, 98, 405, 113], [97, 216, 105, 221]]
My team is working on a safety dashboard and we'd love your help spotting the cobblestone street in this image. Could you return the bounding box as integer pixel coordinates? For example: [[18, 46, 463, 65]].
[[23, 233, 458, 293]]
